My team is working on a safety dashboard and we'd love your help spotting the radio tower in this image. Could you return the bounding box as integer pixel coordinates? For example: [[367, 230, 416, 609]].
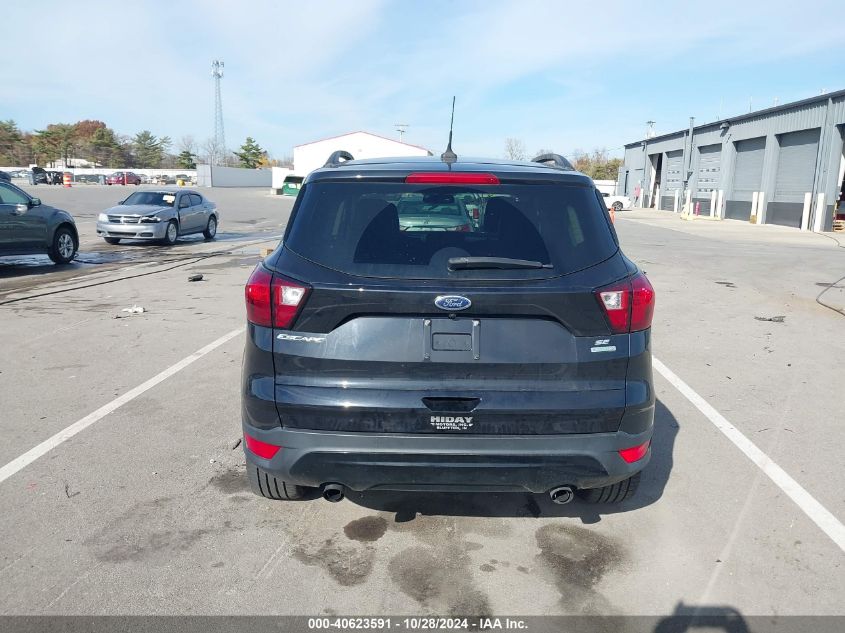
[[212, 60, 225, 165]]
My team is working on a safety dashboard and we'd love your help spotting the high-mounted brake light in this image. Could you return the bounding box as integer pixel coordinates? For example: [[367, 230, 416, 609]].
[[594, 272, 655, 333], [244, 433, 281, 460], [405, 172, 500, 185], [244, 266, 310, 328]]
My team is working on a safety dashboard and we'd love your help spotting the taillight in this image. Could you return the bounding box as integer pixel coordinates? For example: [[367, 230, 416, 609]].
[[595, 272, 655, 333], [630, 273, 655, 331], [405, 172, 500, 185], [244, 266, 309, 328], [272, 275, 309, 328], [450, 223, 472, 232], [244, 433, 281, 460], [618, 440, 650, 463], [245, 266, 273, 326]]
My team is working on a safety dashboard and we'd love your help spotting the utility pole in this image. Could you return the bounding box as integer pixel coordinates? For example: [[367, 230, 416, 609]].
[[212, 60, 225, 165], [395, 123, 409, 143]]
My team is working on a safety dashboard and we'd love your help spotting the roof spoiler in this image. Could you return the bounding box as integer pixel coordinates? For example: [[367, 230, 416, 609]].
[[531, 153, 574, 171], [323, 150, 354, 168]]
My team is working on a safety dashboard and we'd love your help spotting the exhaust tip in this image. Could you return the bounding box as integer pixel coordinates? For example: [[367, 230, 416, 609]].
[[549, 486, 574, 505], [322, 483, 346, 503]]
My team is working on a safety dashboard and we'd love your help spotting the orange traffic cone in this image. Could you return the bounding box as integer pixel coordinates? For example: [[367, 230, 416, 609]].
[[63, 172, 72, 188]]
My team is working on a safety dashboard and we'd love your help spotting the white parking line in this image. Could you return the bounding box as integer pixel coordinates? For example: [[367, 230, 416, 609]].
[[653, 357, 845, 553], [0, 327, 244, 485]]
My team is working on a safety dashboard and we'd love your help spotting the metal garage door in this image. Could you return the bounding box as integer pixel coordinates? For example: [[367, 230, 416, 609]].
[[767, 128, 820, 227], [693, 144, 721, 214], [660, 150, 683, 211], [726, 137, 765, 220], [696, 144, 721, 194]]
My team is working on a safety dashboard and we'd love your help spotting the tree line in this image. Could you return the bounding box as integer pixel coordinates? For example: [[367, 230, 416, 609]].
[[504, 138, 623, 181], [0, 119, 289, 170]]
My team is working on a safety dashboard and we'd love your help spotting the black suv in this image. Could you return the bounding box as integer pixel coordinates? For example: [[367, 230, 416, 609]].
[[241, 152, 655, 505]]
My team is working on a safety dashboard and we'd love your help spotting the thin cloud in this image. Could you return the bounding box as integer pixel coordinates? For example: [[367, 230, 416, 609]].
[[1, 0, 842, 159]]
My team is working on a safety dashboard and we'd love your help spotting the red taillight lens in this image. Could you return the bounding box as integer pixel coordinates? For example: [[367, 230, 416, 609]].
[[618, 440, 650, 463], [595, 273, 655, 333], [630, 273, 655, 332], [244, 433, 281, 460], [450, 223, 472, 232], [244, 266, 309, 329], [405, 172, 500, 185], [245, 266, 273, 327]]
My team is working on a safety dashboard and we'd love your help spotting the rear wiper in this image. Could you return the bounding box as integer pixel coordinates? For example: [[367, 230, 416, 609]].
[[447, 257, 553, 270]]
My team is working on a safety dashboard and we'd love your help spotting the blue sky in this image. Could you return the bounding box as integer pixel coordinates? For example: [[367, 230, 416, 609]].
[[2, 0, 843, 159]]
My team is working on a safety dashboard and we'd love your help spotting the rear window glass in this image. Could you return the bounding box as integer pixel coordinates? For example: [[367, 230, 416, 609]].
[[284, 182, 617, 279]]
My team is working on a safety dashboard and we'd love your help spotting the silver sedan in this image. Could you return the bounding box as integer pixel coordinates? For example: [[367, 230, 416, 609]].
[[96, 189, 218, 245]]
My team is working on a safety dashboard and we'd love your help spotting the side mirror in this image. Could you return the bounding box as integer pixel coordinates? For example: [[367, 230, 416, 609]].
[[29, 198, 41, 207]]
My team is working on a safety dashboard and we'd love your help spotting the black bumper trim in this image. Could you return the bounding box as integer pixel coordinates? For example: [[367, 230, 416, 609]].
[[241, 425, 652, 493]]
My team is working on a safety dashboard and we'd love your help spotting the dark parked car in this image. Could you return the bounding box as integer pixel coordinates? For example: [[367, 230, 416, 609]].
[[0, 180, 79, 263], [241, 152, 656, 505], [106, 171, 142, 186], [46, 171, 64, 185], [30, 167, 49, 184]]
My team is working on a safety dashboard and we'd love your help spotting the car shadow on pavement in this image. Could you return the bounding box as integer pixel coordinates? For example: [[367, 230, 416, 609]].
[[653, 601, 750, 633], [344, 399, 678, 525]]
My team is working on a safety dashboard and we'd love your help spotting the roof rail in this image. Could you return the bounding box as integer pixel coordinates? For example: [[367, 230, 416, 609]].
[[323, 150, 354, 168], [531, 153, 575, 171]]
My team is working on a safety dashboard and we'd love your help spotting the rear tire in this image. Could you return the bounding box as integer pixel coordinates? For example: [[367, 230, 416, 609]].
[[247, 465, 310, 500], [48, 226, 77, 264], [612, 201, 623, 212], [104, 237, 121, 245], [577, 472, 640, 504]]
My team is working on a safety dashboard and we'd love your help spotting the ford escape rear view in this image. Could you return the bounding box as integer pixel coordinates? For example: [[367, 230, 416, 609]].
[[241, 152, 655, 505]]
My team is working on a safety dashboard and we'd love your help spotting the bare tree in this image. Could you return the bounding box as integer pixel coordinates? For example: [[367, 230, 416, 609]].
[[504, 137, 527, 161], [534, 148, 555, 158], [178, 135, 197, 155], [200, 137, 227, 166]]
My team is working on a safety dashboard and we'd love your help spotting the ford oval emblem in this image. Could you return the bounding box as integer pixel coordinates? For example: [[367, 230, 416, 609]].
[[434, 295, 471, 311]]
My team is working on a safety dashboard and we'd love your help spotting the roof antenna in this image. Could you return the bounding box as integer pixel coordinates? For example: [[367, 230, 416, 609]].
[[440, 96, 457, 165]]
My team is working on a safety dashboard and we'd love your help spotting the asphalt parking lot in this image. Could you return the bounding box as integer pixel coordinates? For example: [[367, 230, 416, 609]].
[[0, 187, 843, 619]]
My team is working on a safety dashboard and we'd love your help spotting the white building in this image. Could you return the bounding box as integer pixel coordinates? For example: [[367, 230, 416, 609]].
[[293, 131, 432, 177]]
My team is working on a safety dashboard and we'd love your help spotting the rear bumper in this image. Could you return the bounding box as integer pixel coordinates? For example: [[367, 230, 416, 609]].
[[241, 424, 652, 493]]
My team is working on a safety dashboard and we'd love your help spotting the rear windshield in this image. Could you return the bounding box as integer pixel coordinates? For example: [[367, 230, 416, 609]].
[[284, 182, 617, 280]]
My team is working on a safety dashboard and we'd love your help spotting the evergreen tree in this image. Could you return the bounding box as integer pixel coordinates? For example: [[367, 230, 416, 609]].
[[234, 137, 265, 169]]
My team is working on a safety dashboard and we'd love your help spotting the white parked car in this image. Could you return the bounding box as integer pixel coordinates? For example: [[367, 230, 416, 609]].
[[601, 192, 630, 212]]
